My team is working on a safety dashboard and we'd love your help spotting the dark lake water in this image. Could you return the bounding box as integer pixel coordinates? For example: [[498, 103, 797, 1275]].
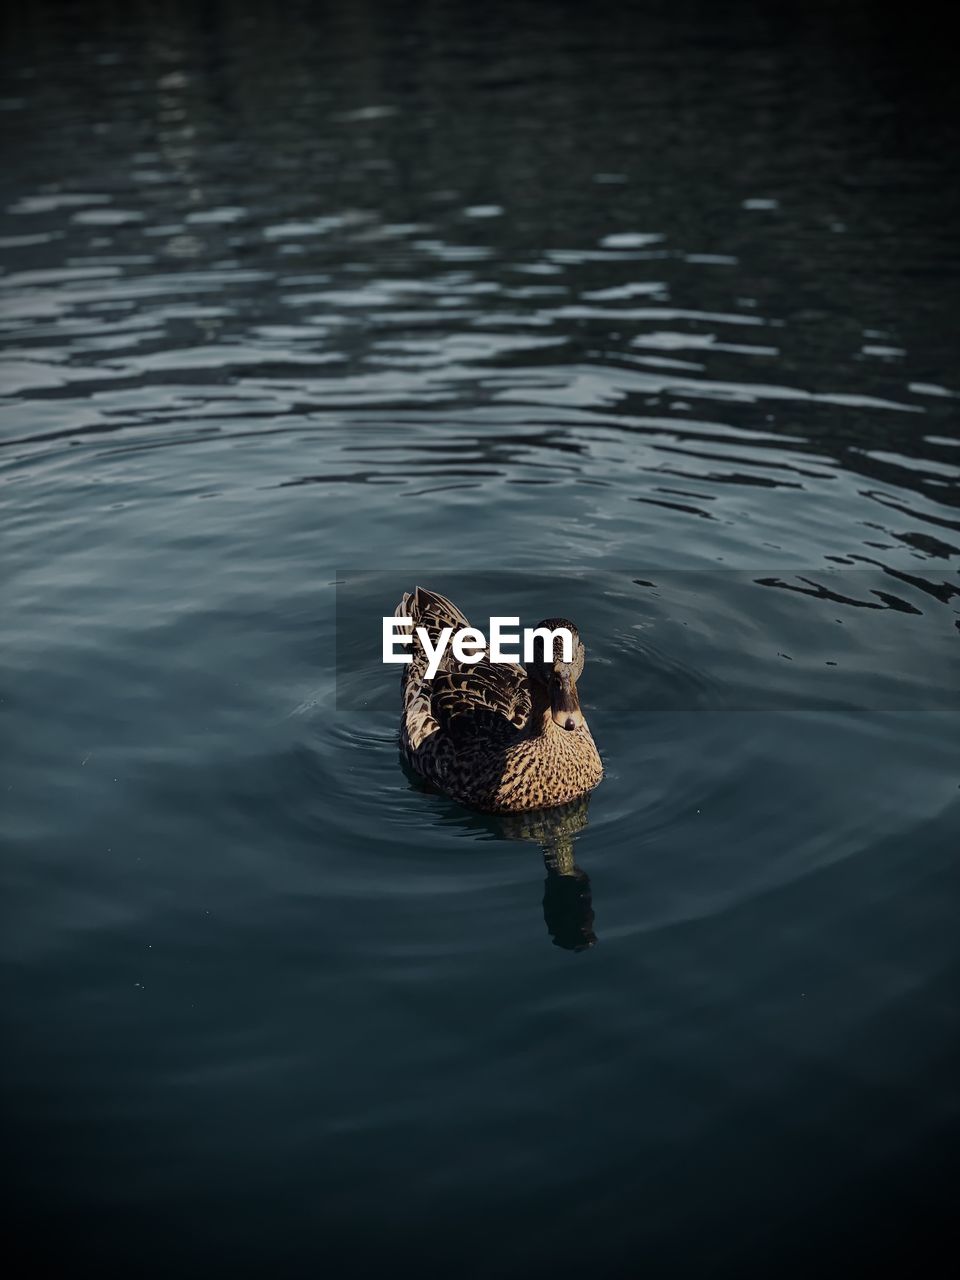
[[2, 1, 958, 1274]]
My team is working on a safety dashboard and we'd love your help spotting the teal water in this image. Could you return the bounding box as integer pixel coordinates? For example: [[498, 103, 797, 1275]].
[[2, 1, 958, 1274]]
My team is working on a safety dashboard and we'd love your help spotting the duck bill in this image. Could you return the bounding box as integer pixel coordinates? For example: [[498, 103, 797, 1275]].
[[550, 673, 585, 730]]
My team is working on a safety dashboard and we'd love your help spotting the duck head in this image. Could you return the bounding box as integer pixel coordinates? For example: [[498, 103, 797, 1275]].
[[526, 617, 586, 732]]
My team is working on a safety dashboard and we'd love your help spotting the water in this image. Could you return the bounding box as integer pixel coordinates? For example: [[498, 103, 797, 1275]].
[[2, 1, 958, 1273]]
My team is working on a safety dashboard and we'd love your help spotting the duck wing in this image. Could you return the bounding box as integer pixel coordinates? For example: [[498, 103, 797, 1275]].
[[394, 586, 531, 749]]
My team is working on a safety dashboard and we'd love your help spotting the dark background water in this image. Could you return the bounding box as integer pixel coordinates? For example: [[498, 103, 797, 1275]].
[[2, 1, 958, 1275]]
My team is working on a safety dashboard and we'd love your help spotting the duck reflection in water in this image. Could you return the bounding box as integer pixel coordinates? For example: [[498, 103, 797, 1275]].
[[494, 797, 597, 952], [404, 762, 598, 951]]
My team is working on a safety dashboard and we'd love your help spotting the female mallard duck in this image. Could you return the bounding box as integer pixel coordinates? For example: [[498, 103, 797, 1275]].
[[395, 587, 603, 812]]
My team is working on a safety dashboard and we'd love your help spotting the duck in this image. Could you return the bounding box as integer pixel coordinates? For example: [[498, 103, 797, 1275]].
[[395, 587, 603, 813]]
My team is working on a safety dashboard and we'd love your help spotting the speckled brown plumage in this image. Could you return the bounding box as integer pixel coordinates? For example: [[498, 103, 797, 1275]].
[[395, 587, 603, 813]]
